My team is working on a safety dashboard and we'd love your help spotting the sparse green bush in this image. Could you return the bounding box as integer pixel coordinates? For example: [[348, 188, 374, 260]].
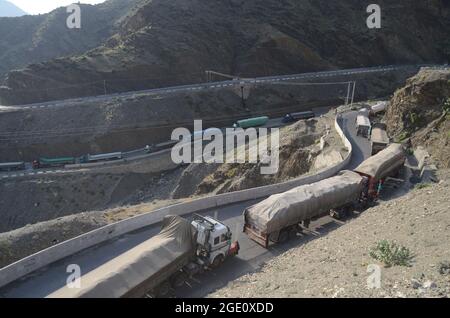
[[439, 261, 450, 275], [410, 112, 419, 125], [395, 131, 410, 143], [370, 240, 413, 267], [444, 98, 450, 114], [414, 183, 431, 190]]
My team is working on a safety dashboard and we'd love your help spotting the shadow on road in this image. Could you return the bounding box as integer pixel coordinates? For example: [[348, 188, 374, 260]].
[[176, 218, 344, 298]]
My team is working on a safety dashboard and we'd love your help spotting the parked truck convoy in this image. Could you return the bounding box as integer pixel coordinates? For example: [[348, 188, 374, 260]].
[[48, 215, 239, 298], [243, 144, 406, 248]]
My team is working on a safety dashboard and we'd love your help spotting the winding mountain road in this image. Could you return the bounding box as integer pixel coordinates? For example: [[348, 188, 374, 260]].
[[0, 110, 370, 298], [0, 65, 409, 111]]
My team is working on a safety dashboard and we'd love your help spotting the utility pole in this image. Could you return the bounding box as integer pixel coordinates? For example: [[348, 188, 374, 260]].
[[345, 82, 351, 106], [103, 80, 107, 95], [241, 85, 246, 109], [350, 81, 356, 107]]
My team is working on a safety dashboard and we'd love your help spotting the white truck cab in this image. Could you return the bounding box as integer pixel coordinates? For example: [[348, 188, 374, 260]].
[[191, 214, 237, 267]]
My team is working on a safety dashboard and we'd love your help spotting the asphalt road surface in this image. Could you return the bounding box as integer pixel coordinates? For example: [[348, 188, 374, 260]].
[[0, 111, 370, 298], [0, 65, 409, 110]]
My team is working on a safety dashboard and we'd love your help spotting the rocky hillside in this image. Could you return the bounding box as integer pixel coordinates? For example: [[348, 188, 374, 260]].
[[1, 0, 449, 104], [386, 68, 450, 168], [210, 170, 450, 298], [0, 0, 139, 78], [185, 115, 345, 196]]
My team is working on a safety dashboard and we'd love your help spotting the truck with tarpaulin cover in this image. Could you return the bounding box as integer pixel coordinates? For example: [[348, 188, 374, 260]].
[[48, 215, 239, 298], [370, 123, 389, 155], [356, 111, 371, 137], [243, 171, 366, 248], [354, 143, 405, 200]]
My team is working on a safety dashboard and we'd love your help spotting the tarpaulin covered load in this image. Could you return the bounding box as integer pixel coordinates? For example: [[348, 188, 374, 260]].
[[356, 114, 371, 127], [48, 215, 195, 298], [244, 171, 364, 234], [371, 126, 389, 145], [371, 101, 388, 114], [354, 143, 405, 180]]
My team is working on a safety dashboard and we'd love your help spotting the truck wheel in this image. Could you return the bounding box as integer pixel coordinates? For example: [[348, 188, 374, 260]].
[[211, 254, 225, 268], [269, 231, 280, 243], [330, 210, 342, 220], [288, 226, 298, 239], [278, 230, 289, 243], [171, 272, 188, 288], [155, 281, 171, 298]]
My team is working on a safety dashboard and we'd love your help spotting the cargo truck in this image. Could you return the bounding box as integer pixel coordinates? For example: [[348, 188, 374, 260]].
[[0, 162, 25, 172], [48, 215, 239, 298], [32, 157, 76, 169], [80, 152, 123, 163], [370, 123, 389, 155], [354, 143, 405, 200], [282, 111, 315, 123], [356, 112, 371, 137], [243, 171, 366, 248], [233, 116, 269, 129]]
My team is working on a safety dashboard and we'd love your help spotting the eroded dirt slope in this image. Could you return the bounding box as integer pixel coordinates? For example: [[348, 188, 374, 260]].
[[386, 68, 450, 168]]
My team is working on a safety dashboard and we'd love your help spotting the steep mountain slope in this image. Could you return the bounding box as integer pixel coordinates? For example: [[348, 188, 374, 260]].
[[0, 0, 140, 78], [0, 0, 27, 17], [1, 0, 449, 104], [386, 68, 450, 168]]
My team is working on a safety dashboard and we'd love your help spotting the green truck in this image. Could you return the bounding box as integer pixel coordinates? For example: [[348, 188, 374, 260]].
[[233, 116, 269, 129], [33, 157, 76, 169]]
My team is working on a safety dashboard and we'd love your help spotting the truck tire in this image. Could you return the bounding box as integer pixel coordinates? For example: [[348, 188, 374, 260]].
[[155, 281, 171, 298], [278, 230, 289, 243], [211, 254, 225, 269], [288, 226, 298, 239], [171, 271, 188, 288], [269, 231, 281, 243], [330, 209, 342, 220]]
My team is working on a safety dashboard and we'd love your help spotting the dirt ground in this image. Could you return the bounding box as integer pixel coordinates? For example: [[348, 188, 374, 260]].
[[210, 170, 450, 298]]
